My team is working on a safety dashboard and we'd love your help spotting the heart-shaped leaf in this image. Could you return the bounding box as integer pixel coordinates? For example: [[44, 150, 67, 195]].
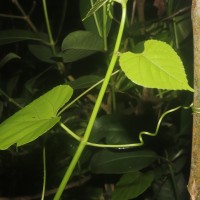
[[0, 85, 73, 150], [119, 40, 194, 92]]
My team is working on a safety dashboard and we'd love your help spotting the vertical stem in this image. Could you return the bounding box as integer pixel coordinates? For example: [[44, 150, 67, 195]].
[[42, 0, 56, 54], [188, 0, 200, 199], [41, 146, 46, 200], [103, 4, 108, 51], [90, 0, 102, 37], [53, 3, 127, 200], [42, 0, 65, 73]]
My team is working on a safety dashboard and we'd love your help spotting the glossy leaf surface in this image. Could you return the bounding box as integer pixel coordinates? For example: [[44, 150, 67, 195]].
[[61, 30, 104, 62], [90, 149, 158, 174]]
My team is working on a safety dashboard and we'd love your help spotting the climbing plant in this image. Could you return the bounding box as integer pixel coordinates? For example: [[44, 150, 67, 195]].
[[0, 0, 193, 199]]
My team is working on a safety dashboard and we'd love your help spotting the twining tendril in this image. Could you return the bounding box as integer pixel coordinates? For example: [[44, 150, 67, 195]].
[[60, 104, 193, 149], [192, 103, 200, 114]]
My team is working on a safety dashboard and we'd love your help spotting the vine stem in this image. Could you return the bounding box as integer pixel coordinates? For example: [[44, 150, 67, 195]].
[[41, 146, 46, 200], [53, 2, 127, 200]]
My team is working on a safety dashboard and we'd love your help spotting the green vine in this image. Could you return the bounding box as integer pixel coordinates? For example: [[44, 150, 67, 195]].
[[53, 1, 127, 199], [60, 105, 192, 148]]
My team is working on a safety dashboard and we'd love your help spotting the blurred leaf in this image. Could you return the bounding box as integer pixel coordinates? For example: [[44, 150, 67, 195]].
[[0, 85, 73, 150], [60, 30, 104, 62], [175, 12, 192, 43], [0, 53, 21, 68], [0, 101, 3, 119], [0, 30, 48, 45], [28, 44, 55, 63], [6, 72, 21, 96], [69, 75, 102, 89], [153, 173, 189, 200], [171, 151, 187, 173], [112, 171, 154, 200], [119, 40, 194, 91], [89, 115, 136, 144], [90, 149, 158, 174], [80, 0, 113, 37]]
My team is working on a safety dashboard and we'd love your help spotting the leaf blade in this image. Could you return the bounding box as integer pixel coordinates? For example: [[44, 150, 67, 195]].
[[112, 171, 154, 200], [0, 85, 73, 150], [119, 40, 194, 92], [90, 149, 158, 174]]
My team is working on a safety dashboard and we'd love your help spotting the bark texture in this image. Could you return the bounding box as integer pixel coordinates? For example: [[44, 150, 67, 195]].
[[188, 1, 200, 200]]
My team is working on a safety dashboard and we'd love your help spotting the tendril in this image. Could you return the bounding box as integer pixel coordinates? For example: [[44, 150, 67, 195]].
[[60, 104, 194, 149]]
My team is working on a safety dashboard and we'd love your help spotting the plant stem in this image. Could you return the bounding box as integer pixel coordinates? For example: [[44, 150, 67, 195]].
[[42, 0, 56, 54], [103, 4, 108, 51], [41, 146, 46, 200], [58, 70, 120, 116], [166, 151, 180, 200], [53, 3, 127, 200], [90, 0, 102, 37], [42, 0, 65, 73]]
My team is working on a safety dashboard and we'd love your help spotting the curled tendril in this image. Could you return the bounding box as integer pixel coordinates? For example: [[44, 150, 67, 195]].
[[60, 104, 194, 149], [191, 103, 200, 114]]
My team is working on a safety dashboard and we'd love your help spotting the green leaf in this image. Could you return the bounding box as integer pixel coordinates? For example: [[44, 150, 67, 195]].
[[90, 149, 158, 174], [0, 53, 21, 68], [80, 0, 113, 37], [69, 75, 102, 89], [62, 30, 103, 51], [112, 171, 154, 200], [28, 44, 56, 63], [175, 12, 192, 43], [0, 30, 48, 45], [89, 115, 137, 144], [119, 40, 194, 92], [153, 173, 189, 200], [0, 85, 73, 150], [60, 30, 104, 62]]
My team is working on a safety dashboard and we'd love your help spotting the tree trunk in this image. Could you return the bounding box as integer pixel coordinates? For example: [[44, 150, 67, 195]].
[[188, 1, 200, 200]]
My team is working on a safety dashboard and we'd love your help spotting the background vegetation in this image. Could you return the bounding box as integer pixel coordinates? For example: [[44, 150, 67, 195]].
[[0, 0, 193, 199]]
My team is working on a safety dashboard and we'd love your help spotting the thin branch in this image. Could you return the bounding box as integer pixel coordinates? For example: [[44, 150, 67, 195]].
[[0, 89, 22, 109], [28, 1, 36, 16], [0, 13, 24, 19], [162, 6, 191, 21], [11, 0, 38, 32]]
